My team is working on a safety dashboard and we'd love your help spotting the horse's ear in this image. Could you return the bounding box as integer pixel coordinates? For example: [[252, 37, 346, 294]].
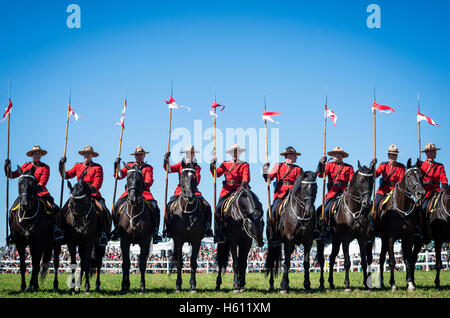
[[67, 181, 73, 192], [17, 165, 23, 175], [407, 158, 412, 169], [301, 170, 306, 179], [415, 158, 421, 167], [358, 160, 362, 170]]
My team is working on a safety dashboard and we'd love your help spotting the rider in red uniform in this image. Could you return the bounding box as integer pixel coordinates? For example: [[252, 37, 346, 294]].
[[5, 145, 63, 244], [110, 145, 162, 243], [59, 145, 111, 246], [262, 146, 303, 246], [210, 144, 250, 243], [163, 145, 212, 238]]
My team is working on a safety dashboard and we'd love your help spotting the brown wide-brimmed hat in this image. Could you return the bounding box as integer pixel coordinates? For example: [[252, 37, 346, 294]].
[[387, 144, 400, 155], [327, 146, 349, 158], [280, 146, 301, 157], [130, 145, 149, 156], [226, 144, 246, 155], [180, 145, 200, 154], [421, 142, 441, 153], [26, 145, 48, 157], [78, 145, 99, 157]]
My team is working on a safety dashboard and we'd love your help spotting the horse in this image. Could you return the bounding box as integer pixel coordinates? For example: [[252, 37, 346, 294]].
[[265, 171, 318, 293], [63, 176, 107, 293], [113, 163, 158, 293], [215, 187, 264, 292], [8, 166, 60, 292], [316, 161, 375, 291], [168, 167, 211, 292], [419, 179, 450, 288], [366, 158, 425, 291]]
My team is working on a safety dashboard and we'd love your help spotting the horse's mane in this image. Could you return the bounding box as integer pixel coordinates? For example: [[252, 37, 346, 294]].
[[350, 164, 371, 187], [242, 188, 263, 212]]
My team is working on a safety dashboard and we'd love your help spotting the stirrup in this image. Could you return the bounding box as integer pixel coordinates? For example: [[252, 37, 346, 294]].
[[99, 232, 109, 247], [53, 226, 64, 242], [163, 229, 172, 238], [313, 229, 322, 241], [110, 228, 120, 241], [153, 232, 162, 243], [214, 233, 225, 244]]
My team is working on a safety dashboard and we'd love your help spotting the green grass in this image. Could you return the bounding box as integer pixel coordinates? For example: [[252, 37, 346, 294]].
[[0, 271, 449, 298]]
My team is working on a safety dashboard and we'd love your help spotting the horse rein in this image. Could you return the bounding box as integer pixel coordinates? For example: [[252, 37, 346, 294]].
[[231, 188, 260, 241], [68, 192, 93, 232], [178, 168, 199, 214], [288, 180, 317, 222], [391, 167, 422, 216], [341, 171, 374, 219], [16, 174, 40, 235]]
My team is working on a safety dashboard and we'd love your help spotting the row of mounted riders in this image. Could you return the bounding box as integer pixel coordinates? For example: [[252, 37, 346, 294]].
[[3, 142, 449, 293]]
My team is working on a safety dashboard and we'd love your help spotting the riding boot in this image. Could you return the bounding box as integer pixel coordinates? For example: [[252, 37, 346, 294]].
[[367, 213, 375, 243], [214, 215, 225, 243], [163, 214, 172, 238], [51, 205, 64, 243], [268, 214, 281, 247]]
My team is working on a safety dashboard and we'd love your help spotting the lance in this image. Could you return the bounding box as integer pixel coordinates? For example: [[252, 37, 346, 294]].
[[59, 89, 71, 208], [5, 81, 11, 244], [417, 94, 422, 160], [263, 95, 272, 236], [321, 87, 328, 234], [163, 81, 174, 235], [111, 90, 127, 212], [213, 90, 217, 227], [371, 86, 377, 216]]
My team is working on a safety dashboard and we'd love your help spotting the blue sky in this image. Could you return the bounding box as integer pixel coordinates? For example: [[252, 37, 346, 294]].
[[0, 0, 449, 241]]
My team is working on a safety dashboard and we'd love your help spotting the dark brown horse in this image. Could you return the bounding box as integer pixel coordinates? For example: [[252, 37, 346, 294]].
[[63, 176, 107, 292], [215, 187, 264, 292], [367, 158, 425, 291], [168, 167, 211, 292], [8, 166, 60, 291], [317, 161, 375, 291], [113, 163, 158, 293], [265, 171, 318, 293], [420, 185, 450, 288]]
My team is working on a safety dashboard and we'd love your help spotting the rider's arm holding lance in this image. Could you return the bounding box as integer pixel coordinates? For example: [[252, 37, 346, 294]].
[[240, 162, 250, 189]]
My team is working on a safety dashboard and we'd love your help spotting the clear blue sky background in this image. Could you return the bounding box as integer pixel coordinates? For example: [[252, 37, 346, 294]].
[[0, 0, 449, 242]]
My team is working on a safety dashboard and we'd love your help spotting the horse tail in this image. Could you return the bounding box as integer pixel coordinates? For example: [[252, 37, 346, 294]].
[[217, 242, 229, 273], [265, 243, 281, 277]]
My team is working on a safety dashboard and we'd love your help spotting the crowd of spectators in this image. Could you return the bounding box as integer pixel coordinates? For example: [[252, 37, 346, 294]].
[[0, 243, 448, 274]]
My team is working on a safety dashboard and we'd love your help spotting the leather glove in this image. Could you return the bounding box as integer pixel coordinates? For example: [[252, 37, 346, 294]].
[[89, 185, 97, 194], [114, 157, 121, 174], [317, 156, 327, 174], [319, 156, 327, 165], [262, 162, 270, 174], [164, 151, 171, 167], [210, 157, 217, 171], [4, 159, 11, 177], [442, 183, 448, 191], [60, 156, 67, 165]]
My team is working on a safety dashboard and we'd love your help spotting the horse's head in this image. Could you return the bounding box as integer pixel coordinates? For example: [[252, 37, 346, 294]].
[[404, 158, 426, 201], [292, 170, 318, 215], [352, 160, 376, 209], [237, 188, 264, 247], [17, 166, 37, 212], [179, 167, 197, 200], [67, 176, 92, 218], [124, 163, 144, 206]]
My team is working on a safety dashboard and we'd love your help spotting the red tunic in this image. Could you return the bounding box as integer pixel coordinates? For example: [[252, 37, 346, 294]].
[[116, 162, 155, 201], [420, 160, 448, 198], [375, 162, 405, 195], [213, 161, 250, 197], [267, 163, 302, 199], [163, 161, 202, 196], [11, 162, 50, 197], [318, 162, 354, 200], [62, 162, 104, 198]]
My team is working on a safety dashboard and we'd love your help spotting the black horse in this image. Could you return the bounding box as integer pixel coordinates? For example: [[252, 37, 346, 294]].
[[168, 167, 212, 292], [367, 158, 425, 291], [8, 166, 60, 291], [422, 185, 450, 288], [63, 176, 108, 292], [317, 161, 375, 291], [215, 187, 264, 292], [266, 171, 318, 293], [113, 163, 159, 293]]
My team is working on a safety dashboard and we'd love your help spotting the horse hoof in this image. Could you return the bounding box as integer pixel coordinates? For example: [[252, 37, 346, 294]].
[[344, 288, 352, 293], [233, 289, 240, 293], [240, 288, 246, 293], [279, 290, 288, 294], [215, 286, 221, 292], [391, 285, 397, 292], [318, 285, 325, 291], [407, 282, 415, 292], [190, 289, 197, 294], [268, 286, 275, 293]]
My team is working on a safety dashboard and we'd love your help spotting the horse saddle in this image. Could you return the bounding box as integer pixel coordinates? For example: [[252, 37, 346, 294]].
[[381, 190, 394, 212], [10, 199, 52, 216], [220, 191, 240, 216], [331, 196, 343, 216], [276, 195, 289, 218], [428, 192, 441, 214], [118, 199, 152, 215]]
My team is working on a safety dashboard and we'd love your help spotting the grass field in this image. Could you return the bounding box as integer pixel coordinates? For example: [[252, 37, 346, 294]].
[[1, 271, 449, 298]]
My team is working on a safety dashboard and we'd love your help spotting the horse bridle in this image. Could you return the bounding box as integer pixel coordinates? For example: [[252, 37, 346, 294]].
[[341, 171, 374, 219], [392, 167, 422, 216], [15, 174, 41, 237], [231, 188, 261, 241], [69, 190, 93, 232], [123, 168, 146, 227], [288, 180, 317, 222], [178, 168, 199, 214]]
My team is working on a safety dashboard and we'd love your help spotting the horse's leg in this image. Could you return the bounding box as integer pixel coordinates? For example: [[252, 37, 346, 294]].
[[366, 239, 374, 286], [79, 244, 91, 293], [411, 235, 422, 288], [434, 240, 442, 288], [189, 241, 200, 292], [268, 266, 275, 292], [378, 237, 388, 289], [216, 266, 223, 291], [230, 244, 239, 291], [328, 237, 341, 290], [317, 240, 325, 290], [280, 241, 293, 293], [28, 244, 43, 291], [121, 240, 131, 292], [238, 240, 251, 292], [388, 237, 397, 291], [342, 239, 351, 291], [94, 245, 105, 292], [174, 241, 183, 291], [357, 236, 369, 290], [53, 244, 61, 290], [139, 239, 150, 293], [402, 238, 415, 291], [16, 241, 27, 292], [303, 240, 312, 291], [68, 243, 77, 292]]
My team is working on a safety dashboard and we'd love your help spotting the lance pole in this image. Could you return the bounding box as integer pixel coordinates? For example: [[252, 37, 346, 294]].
[[5, 81, 11, 244], [59, 89, 71, 208], [213, 91, 217, 226], [163, 81, 174, 235], [417, 94, 422, 160], [264, 95, 272, 236], [372, 86, 377, 216], [321, 88, 328, 233], [112, 91, 126, 212]]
